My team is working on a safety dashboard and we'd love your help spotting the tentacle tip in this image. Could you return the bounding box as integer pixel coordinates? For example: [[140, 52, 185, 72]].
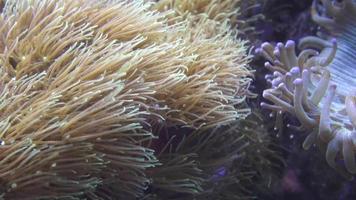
[[264, 74, 272, 80], [273, 71, 280, 76], [302, 69, 309, 75], [277, 42, 284, 48], [293, 78, 303, 85], [262, 90, 268, 98], [286, 40, 295, 48], [261, 42, 270, 48], [264, 62, 272, 67], [271, 79, 280, 87], [290, 67, 300, 74], [273, 49, 280, 56], [262, 91, 269, 98]]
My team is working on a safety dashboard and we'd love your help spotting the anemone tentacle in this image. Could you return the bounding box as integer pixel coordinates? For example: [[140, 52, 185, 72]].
[[258, 0, 356, 177]]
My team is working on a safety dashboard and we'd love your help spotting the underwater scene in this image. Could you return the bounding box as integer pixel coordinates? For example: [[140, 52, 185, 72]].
[[0, 0, 355, 199]]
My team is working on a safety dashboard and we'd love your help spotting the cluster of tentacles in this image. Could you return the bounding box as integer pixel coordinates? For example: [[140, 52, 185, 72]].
[[257, 0, 356, 177], [0, 0, 276, 199], [145, 110, 282, 200]]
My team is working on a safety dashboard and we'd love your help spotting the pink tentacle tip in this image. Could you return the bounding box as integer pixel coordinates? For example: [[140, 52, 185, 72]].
[[261, 42, 270, 49], [274, 60, 283, 66], [290, 67, 300, 74], [264, 62, 272, 67], [277, 42, 284, 49], [272, 79, 281, 87], [293, 78, 303, 85], [302, 69, 309, 76], [265, 74, 273, 80], [286, 40, 295, 48], [273, 49, 280, 57], [262, 91, 270, 99], [273, 71, 282, 76]]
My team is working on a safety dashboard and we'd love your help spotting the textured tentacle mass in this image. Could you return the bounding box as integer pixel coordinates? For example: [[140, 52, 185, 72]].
[[0, 0, 253, 199], [257, 0, 356, 177]]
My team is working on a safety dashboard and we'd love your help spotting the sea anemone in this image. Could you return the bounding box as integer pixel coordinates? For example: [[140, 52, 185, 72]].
[[161, 17, 252, 129], [148, 0, 253, 129], [0, 0, 253, 199], [257, 0, 356, 177], [0, 0, 164, 198]]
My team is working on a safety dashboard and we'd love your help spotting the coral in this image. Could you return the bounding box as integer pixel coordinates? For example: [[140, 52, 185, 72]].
[[0, 0, 253, 199], [257, 0, 356, 177]]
